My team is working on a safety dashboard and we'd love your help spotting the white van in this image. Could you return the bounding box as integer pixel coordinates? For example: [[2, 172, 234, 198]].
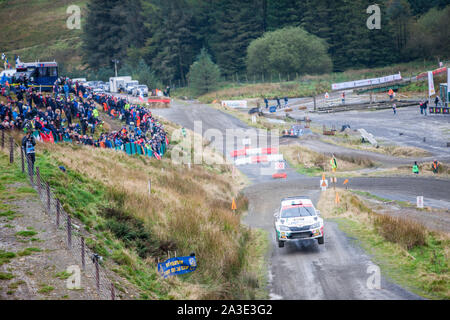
[[109, 76, 132, 93]]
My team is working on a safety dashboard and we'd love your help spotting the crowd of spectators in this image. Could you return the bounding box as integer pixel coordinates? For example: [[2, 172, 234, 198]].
[[0, 77, 168, 159]]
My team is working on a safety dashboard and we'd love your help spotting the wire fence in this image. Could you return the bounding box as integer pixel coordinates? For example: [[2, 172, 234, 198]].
[[2, 130, 116, 300]]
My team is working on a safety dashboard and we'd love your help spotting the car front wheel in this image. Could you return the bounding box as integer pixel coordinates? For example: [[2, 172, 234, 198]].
[[278, 240, 285, 248], [318, 236, 324, 245]]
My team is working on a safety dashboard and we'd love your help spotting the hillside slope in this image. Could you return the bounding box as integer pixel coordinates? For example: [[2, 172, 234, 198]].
[[3, 120, 266, 299], [0, 153, 113, 299], [0, 0, 87, 70]]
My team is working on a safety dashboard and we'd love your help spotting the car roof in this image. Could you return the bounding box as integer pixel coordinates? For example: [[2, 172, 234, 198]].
[[280, 197, 313, 207], [281, 196, 311, 202]]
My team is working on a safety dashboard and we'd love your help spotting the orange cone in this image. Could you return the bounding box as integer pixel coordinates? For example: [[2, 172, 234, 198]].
[[231, 198, 237, 211]]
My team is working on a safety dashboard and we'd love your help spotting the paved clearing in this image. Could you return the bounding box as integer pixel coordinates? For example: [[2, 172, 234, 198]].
[[151, 99, 450, 299]]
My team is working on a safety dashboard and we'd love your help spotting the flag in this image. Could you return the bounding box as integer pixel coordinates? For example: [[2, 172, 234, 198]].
[[428, 71, 435, 97], [40, 132, 55, 144], [154, 152, 161, 160], [1, 53, 5, 60]]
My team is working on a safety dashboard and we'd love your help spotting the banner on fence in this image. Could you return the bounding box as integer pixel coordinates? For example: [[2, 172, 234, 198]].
[[416, 67, 447, 80], [158, 254, 197, 279], [331, 73, 402, 91], [221, 100, 247, 109]]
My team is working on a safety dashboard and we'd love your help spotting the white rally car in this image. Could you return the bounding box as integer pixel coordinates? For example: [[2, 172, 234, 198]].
[[274, 197, 324, 248]]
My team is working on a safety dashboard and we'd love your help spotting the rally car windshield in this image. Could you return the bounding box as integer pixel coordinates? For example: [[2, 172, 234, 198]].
[[281, 206, 316, 218]]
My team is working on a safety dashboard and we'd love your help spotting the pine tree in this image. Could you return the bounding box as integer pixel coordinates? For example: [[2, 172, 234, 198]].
[[188, 48, 221, 94], [148, 0, 201, 84], [211, 0, 264, 77], [82, 0, 145, 69]]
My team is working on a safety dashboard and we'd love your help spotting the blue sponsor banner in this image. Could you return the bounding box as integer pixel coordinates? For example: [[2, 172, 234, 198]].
[[158, 255, 197, 279], [269, 106, 277, 113]]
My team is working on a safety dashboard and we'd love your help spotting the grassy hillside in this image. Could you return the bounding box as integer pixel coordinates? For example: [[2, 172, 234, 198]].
[[0, 0, 87, 71], [5, 123, 267, 299]]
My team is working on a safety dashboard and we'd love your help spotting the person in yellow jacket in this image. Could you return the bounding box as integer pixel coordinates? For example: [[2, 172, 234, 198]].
[[330, 155, 337, 172]]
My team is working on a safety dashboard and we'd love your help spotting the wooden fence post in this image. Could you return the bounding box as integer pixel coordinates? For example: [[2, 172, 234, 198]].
[[9, 137, 14, 163]]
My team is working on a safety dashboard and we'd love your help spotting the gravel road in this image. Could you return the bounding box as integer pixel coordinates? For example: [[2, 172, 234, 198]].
[[151, 99, 449, 300]]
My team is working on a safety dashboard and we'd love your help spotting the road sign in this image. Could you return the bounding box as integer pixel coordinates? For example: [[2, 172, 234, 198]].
[[320, 179, 328, 191], [275, 161, 285, 170], [417, 196, 424, 209]]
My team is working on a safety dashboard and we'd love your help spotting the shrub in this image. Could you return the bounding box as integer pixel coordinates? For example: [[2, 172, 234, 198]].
[[102, 207, 164, 258], [246, 27, 332, 76], [187, 48, 221, 95], [373, 214, 427, 249]]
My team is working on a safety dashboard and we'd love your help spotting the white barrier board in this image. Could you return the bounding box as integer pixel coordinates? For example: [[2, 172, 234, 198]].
[[221, 100, 248, 109]]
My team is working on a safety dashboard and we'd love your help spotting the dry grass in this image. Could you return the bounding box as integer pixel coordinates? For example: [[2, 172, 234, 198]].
[[317, 189, 450, 299], [197, 81, 329, 103], [383, 146, 431, 158], [373, 214, 427, 250], [368, 162, 450, 178], [322, 134, 431, 159], [281, 145, 371, 174], [18, 123, 258, 299]]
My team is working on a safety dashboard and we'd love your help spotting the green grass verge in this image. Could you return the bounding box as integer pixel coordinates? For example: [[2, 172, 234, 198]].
[[350, 190, 416, 208], [331, 217, 449, 299]]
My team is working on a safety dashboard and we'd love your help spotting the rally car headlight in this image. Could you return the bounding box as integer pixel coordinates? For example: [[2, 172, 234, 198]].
[[311, 222, 321, 229], [280, 225, 290, 231]]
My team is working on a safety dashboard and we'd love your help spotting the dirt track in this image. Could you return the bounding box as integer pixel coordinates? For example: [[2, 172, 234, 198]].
[[152, 99, 449, 300]]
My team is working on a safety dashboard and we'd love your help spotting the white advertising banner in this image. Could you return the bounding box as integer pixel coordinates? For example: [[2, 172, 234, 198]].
[[331, 73, 402, 91], [221, 100, 248, 109], [428, 71, 435, 97], [448, 67, 450, 96]]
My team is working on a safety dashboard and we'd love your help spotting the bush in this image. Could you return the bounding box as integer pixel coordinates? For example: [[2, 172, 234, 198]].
[[102, 207, 165, 259], [246, 27, 332, 76], [374, 214, 427, 250]]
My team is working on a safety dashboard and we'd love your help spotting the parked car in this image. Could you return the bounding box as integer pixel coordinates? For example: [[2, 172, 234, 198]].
[[132, 85, 149, 97], [102, 83, 110, 92], [125, 81, 139, 94]]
